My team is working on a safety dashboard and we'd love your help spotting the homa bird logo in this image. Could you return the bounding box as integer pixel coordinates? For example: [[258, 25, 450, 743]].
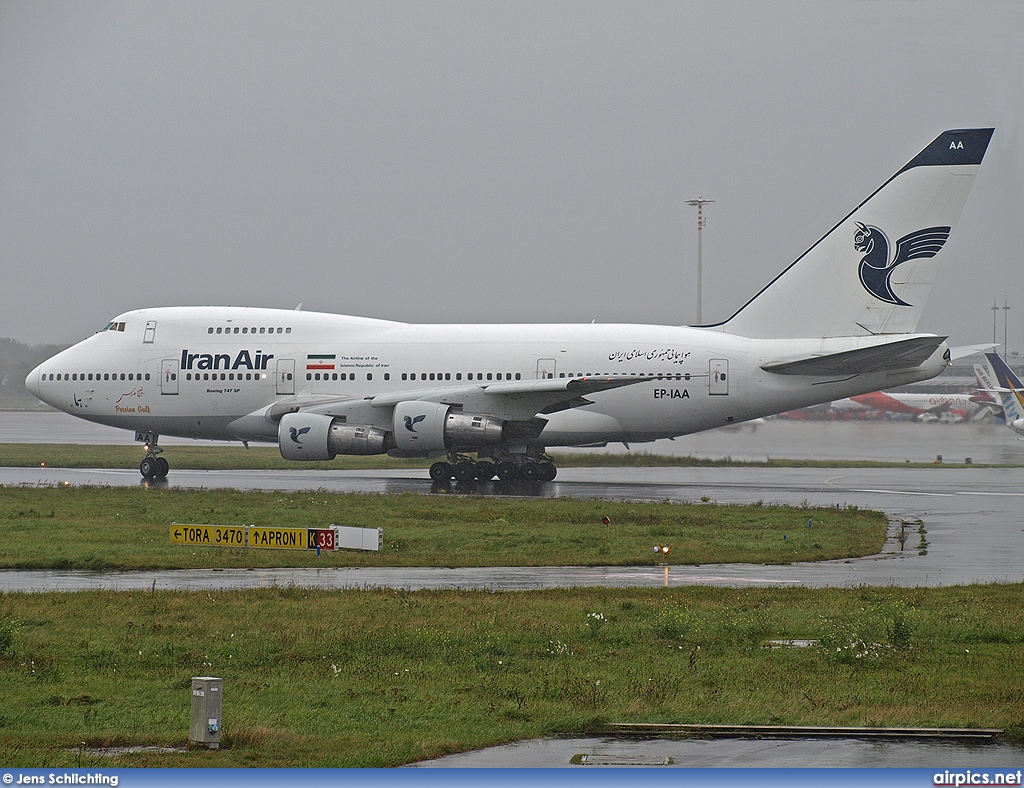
[[855, 222, 952, 306], [289, 426, 311, 443], [404, 414, 426, 432]]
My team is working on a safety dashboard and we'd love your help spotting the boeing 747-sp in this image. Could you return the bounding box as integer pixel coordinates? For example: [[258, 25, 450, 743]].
[[26, 129, 994, 480]]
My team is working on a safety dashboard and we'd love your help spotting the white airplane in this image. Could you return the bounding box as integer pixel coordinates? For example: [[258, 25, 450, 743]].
[[26, 129, 993, 481], [831, 390, 982, 421]]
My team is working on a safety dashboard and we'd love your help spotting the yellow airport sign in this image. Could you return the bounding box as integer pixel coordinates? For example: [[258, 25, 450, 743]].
[[170, 524, 245, 547], [170, 525, 349, 551], [248, 526, 308, 550]]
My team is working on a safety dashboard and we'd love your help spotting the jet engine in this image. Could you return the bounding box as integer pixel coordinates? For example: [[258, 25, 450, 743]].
[[392, 401, 506, 455], [278, 412, 392, 461]]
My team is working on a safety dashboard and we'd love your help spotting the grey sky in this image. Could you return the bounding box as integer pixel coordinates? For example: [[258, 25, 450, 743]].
[[1, 1, 1021, 348]]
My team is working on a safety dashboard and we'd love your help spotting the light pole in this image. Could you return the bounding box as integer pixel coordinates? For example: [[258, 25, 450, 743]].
[[686, 198, 714, 324], [992, 297, 999, 349], [1003, 296, 1010, 357]]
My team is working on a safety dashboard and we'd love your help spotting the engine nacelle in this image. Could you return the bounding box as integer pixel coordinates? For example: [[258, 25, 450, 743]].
[[444, 411, 506, 446], [278, 412, 391, 461], [392, 401, 507, 456], [1011, 418, 1024, 435]]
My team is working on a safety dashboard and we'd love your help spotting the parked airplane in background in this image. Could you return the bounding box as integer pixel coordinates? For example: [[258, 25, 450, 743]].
[[26, 129, 993, 480], [978, 353, 1024, 435], [831, 390, 982, 422]]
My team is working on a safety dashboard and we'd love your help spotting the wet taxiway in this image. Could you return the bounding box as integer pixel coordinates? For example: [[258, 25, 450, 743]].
[[411, 735, 1024, 768]]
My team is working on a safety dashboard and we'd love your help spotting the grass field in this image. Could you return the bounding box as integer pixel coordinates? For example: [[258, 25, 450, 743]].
[[0, 583, 1021, 766], [0, 486, 885, 569]]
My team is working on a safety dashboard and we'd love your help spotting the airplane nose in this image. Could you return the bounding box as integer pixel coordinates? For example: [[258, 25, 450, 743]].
[[25, 365, 42, 399]]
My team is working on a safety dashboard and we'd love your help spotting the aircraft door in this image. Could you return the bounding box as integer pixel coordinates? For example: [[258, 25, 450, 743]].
[[535, 358, 557, 380], [160, 358, 179, 395], [144, 321, 157, 344], [277, 359, 295, 395], [709, 359, 728, 395]]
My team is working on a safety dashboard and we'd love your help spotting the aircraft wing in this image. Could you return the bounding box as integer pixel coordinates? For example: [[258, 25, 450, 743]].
[[761, 336, 947, 377], [285, 376, 655, 424]]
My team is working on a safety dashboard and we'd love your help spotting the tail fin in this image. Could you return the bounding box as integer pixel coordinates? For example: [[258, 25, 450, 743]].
[[983, 352, 1024, 425], [720, 129, 993, 339]]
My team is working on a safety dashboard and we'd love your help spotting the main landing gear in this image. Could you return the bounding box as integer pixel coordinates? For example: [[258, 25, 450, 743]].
[[428, 453, 557, 483], [136, 431, 169, 480]]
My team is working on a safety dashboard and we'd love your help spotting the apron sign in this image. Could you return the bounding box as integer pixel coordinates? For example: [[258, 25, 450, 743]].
[[170, 524, 381, 552]]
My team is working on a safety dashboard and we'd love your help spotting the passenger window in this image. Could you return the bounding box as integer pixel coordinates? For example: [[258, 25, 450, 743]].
[[384, 373, 390, 381], [367, 373, 372, 381], [208, 327, 214, 334], [217, 327, 222, 334], [233, 327, 239, 334]]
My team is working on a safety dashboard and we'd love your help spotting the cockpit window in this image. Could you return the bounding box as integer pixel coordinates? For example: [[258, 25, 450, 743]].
[[100, 321, 127, 332]]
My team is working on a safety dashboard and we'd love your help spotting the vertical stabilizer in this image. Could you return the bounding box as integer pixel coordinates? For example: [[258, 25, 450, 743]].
[[720, 129, 993, 339], [984, 352, 1024, 426]]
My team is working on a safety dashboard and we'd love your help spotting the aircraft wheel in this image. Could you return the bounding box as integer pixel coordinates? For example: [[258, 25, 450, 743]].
[[539, 462, 556, 482], [139, 457, 157, 479], [429, 462, 453, 481], [454, 462, 477, 483], [521, 461, 541, 481], [155, 457, 170, 478], [474, 462, 496, 481], [496, 462, 520, 481]]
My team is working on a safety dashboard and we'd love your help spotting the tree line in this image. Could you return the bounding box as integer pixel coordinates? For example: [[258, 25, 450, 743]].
[[0, 339, 68, 404]]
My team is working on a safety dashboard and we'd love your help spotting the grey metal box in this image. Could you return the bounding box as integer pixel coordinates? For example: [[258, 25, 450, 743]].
[[190, 676, 223, 748]]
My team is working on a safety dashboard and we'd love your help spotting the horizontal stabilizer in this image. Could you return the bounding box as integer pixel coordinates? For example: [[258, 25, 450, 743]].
[[950, 343, 997, 360], [762, 336, 947, 376]]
